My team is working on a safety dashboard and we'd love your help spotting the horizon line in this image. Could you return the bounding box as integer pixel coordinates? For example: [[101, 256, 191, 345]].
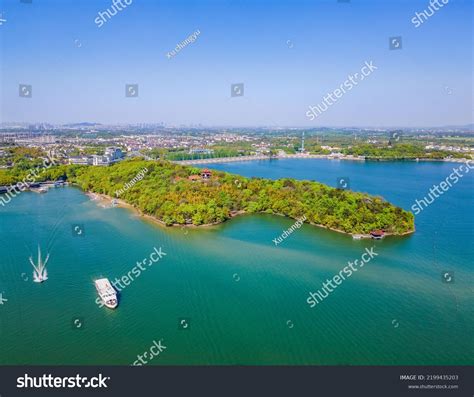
[[1, 122, 473, 131]]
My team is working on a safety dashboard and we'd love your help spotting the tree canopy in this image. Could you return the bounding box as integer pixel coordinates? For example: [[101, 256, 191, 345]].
[[66, 159, 415, 235]]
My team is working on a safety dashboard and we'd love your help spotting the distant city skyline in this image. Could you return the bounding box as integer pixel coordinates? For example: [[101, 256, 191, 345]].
[[0, 0, 472, 127], [1, 121, 473, 131]]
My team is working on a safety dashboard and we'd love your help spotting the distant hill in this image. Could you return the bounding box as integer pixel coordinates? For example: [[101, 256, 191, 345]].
[[438, 124, 474, 131]]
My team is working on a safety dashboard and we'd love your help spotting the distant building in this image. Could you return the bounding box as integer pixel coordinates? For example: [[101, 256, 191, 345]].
[[189, 148, 214, 155], [92, 147, 124, 166], [92, 155, 109, 166], [69, 156, 92, 165], [370, 230, 385, 239], [201, 169, 212, 179], [105, 147, 124, 161]]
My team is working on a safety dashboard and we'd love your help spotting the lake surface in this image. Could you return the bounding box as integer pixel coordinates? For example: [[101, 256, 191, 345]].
[[0, 159, 472, 365]]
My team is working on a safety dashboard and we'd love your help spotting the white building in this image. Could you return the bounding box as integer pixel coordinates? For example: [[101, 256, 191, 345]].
[[92, 147, 124, 166], [69, 156, 92, 165]]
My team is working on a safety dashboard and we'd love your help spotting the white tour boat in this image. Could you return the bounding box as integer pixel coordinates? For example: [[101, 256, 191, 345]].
[[94, 278, 118, 309]]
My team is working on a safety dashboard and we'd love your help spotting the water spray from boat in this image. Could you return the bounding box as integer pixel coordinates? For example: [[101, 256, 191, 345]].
[[29, 245, 50, 283]]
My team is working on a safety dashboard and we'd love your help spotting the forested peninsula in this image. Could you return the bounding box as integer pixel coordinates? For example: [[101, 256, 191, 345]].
[[65, 159, 414, 235]]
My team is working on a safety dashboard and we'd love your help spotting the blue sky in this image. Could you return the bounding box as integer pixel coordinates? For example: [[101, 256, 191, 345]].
[[0, 0, 472, 127]]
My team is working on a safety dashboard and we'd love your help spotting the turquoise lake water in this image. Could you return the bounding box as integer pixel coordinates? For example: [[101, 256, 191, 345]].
[[0, 159, 472, 364]]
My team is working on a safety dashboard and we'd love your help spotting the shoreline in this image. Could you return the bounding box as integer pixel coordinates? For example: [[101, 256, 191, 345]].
[[85, 191, 415, 239], [85, 191, 226, 229], [173, 154, 472, 166]]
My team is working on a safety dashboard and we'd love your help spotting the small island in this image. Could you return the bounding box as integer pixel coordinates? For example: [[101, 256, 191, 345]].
[[64, 159, 414, 236]]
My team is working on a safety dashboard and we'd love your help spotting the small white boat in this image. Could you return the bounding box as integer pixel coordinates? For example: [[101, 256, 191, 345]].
[[31, 187, 48, 193], [94, 278, 118, 309], [33, 268, 48, 282], [29, 245, 49, 283]]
